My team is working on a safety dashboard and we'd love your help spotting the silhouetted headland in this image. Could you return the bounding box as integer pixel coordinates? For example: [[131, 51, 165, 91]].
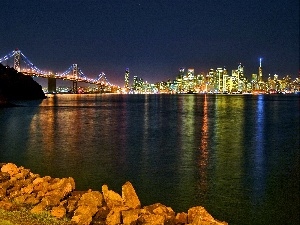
[[0, 63, 46, 107]]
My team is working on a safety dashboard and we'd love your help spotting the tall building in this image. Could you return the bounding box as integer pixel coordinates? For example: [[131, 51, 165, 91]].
[[216, 68, 223, 92], [252, 73, 258, 90], [205, 69, 215, 92], [187, 69, 195, 92], [237, 63, 244, 79], [124, 68, 129, 90], [176, 68, 185, 92], [132, 75, 138, 92], [237, 63, 246, 92], [258, 58, 263, 82]]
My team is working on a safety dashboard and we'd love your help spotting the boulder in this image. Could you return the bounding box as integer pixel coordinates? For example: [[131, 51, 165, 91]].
[[13, 194, 32, 205], [188, 206, 213, 223], [13, 167, 31, 180], [121, 209, 140, 225], [33, 177, 51, 195], [0, 187, 7, 200], [92, 206, 110, 224], [32, 177, 48, 186], [0, 200, 13, 211], [137, 214, 165, 225], [188, 206, 228, 225], [77, 190, 103, 208], [122, 181, 141, 209], [141, 203, 175, 224], [72, 205, 99, 225], [175, 212, 188, 224], [30, 200, 48, 213], [102, 185, 124, 209], [41, 195, 62, 207], [24, 195, 40, 206], [106, 206, 129, 225], [43, 178, 75, 207], [48, 177, 75, 196], [51, 205, 67, 219], [0, 172, 10, 182], [66, 191, 84, 214], [1, 163, 19, 176], [21, 183, 34, 194], [71, 190, 103, 225]]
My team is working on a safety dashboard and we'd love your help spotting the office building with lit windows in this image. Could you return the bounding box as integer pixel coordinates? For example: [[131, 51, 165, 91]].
[[124, 68, 130, 91]]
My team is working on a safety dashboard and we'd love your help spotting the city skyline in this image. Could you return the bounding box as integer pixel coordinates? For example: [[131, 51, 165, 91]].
[[123, 60, 299, 94], [0, 49, 297, 89], [0, 0, 298, 86]]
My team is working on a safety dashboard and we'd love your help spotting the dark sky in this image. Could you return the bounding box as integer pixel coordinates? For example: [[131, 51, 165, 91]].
[[0, 0, 299, 86]]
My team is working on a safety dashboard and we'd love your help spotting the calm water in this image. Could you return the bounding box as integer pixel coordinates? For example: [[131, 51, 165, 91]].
[[0, 94, 299, 224]]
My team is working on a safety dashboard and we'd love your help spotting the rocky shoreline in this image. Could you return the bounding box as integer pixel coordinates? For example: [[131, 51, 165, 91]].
[[0, 163, 228, 225]]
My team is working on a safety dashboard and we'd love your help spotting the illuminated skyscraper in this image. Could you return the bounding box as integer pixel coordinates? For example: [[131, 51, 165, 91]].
[[124, 68, 129, 90], [216, 68, 223, 92], [206, 69, 215, 92], [187, 69, 194, 79], [258, 58, 263, 82], [176, 68, 185, 92], [237, 63, 244, 79], [187, 69, 195, 92], [132, 75, 138, 91], [237, 63, 246, 92]]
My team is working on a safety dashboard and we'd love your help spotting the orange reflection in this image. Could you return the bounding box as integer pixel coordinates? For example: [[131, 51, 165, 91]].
[[199, 95, 209, 192], [29, 96, 56, 156]]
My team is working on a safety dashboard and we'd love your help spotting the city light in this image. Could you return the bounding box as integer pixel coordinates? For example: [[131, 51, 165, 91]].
[[0, 49, 299, 95]]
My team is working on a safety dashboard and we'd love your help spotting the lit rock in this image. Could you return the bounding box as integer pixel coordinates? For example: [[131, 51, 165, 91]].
[[175, 212, 188, 224], [13, 167, 30, 180], [121, 209, 140, 224], [24, 195, 40, 206], [1, 163, 19, 176], [13, 194, 30, 205], [43, 178, 75, 205], [72, 205, 98, 225], [122, 181, 141, 209], [30, 200, 48, 213], [0, 172, 10, 182], [21, 183, 34, 194], [66, 191, 83, 214], [0, 200, 13, 211], [77, 190, 103, 207], [141, 203, 175, 224], [137, 213, 165, 225], [106, 206, 129, 225], [48, 177, 75, 196], [51, 205, 66, 219], [92, 206, 110, 224], [71, 190, 103, 225], [188, 206, 228, 225], [102, 184, 124, 209]]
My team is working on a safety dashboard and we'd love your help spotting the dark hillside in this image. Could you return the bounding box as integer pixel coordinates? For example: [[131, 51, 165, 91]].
[[0, 63, 46, 100]]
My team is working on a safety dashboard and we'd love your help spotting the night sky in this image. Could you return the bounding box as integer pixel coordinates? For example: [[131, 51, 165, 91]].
[[0, 0, 299, 86]]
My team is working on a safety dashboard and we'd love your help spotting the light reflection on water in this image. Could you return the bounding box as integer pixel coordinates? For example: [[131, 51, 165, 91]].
[[0, 94, 299, 225]]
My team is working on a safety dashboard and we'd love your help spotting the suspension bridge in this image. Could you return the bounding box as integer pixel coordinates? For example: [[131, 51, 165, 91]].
[[0, 49, 114, 93]]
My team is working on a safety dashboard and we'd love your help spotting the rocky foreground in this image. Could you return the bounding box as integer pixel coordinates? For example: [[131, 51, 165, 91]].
[[0, 163, 228, 225]]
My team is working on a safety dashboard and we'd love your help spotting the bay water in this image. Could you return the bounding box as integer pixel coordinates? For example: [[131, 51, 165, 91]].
[[0, 94, 299, 224]]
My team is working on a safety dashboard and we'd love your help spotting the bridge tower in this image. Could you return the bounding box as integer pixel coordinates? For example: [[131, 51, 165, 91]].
[[72, 64, 78, 93], [48, 75, 57, 93], [14, 49, 21, 72]]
